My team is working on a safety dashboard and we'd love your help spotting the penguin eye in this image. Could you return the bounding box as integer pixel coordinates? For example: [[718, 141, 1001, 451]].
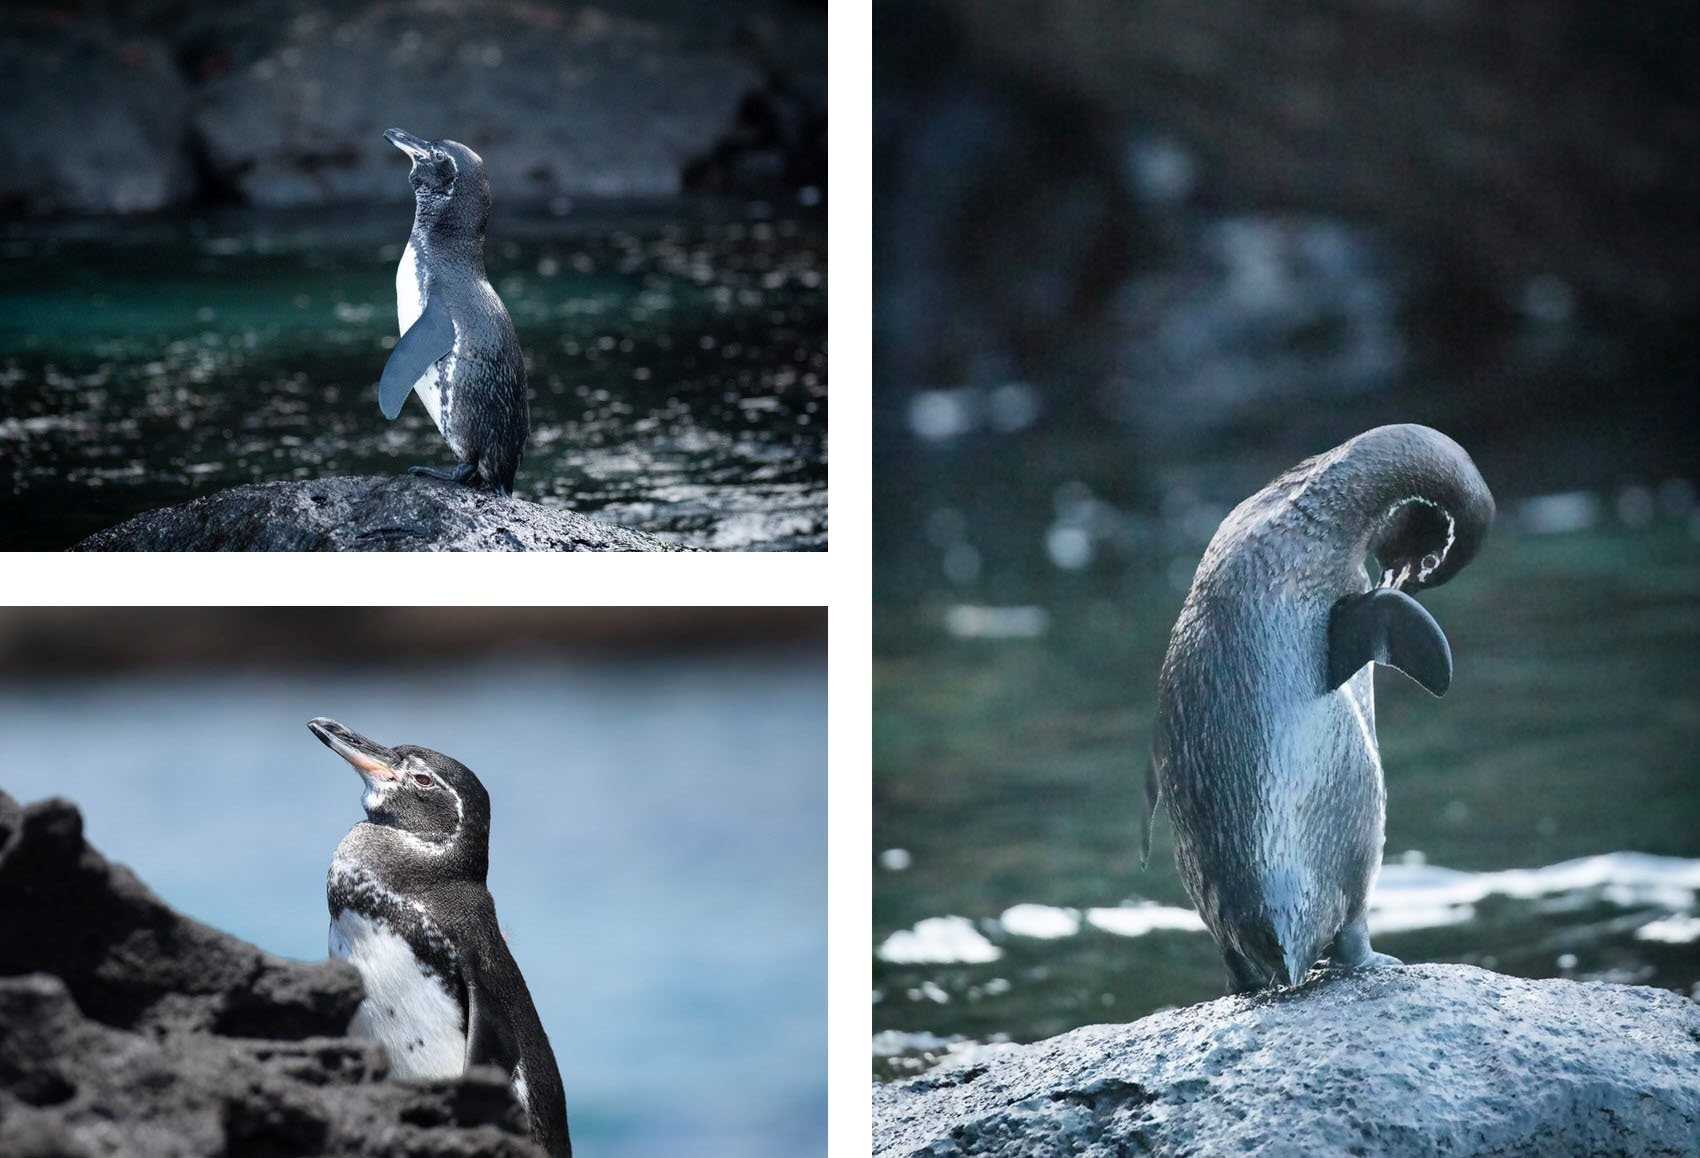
[[1421, 552, 1441, 573], [411, 773, 435, 789]]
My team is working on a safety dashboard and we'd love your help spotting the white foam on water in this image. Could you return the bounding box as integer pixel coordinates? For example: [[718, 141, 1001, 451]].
[[1085, 902, 1206, 937], [998, 904, 1080, 939], [1373, 852, 1700, 910], [884, 853, 1700, 954], [1635, 914, 1700, 944], [877, 916, 1002, 965]]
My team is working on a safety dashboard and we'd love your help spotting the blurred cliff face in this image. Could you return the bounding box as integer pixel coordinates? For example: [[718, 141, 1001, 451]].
[[0, 608, 824, 674], [875, 0, 1699, 488], [0, 0, 826, 215]]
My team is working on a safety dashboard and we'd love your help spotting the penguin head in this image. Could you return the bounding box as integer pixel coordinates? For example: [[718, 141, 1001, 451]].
[[385, 128, 491, 230], [1360, 425, 1496, 593], [308, 718, 491, 848]]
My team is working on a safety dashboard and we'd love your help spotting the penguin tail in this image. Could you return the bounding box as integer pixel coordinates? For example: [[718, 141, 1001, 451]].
[[1139, 753, 1161, 869], [1280, 949, 1311, 988], [478, 452, 519, 498]]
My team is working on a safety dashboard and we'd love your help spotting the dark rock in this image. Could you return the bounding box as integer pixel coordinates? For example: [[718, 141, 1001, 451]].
[[186, 1, 813, 206], [683, 66, 827, 196], [72, 474, 685, 552], [872, 964, 1700, 1157], [1, 3, 824, 215], [0, 15, 194, 214], [0, 789, 542, 1156]]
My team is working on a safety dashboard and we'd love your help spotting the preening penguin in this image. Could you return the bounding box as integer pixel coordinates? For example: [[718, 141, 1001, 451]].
[[308, 718, 571, 1157], [1143, 424, 1494, 994], [378, 128, 529, 495]]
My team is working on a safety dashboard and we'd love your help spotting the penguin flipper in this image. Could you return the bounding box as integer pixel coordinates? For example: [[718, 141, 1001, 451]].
[[463, 969, 519, 1074], [378, 299, 454, 420], [1328, 587, 1453, 697]]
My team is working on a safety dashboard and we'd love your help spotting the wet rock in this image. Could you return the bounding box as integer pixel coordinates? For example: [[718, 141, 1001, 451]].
[[72, 474, 685, 552], [0, 789, 542, 1157], [872, 964, 1700, 1157], [0, 16, 194, 215]]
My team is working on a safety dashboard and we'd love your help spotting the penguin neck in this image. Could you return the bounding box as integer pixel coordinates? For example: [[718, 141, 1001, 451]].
[[1279, 427, 1480, 577], [338, 819, 489, 890], [410, 203, 488, 277]]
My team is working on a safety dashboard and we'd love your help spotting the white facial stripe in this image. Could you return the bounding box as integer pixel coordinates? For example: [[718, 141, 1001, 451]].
[[361, 775, 399, 813], [1384, 495, 1456, 582]]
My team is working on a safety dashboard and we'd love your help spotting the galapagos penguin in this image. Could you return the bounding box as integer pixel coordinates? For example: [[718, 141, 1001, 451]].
[[308, 718, 571, 1157], [378, 128, 529, 495], [1142, 424, 1494, 993]]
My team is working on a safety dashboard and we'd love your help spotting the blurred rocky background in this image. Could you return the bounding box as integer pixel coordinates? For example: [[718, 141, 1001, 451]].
[[0, 0, 826, 216], [876, 0, 1698, 598]]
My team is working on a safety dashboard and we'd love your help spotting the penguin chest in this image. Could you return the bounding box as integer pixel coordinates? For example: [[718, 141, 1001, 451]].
[[330, 907, 465, 1080], [395, 242, 462, 452], [396, 242, 425, 333]]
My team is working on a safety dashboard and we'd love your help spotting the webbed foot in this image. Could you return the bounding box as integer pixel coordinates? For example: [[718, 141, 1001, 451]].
[[1328, 915, 1402, 970], [409, 463, 478, 484]]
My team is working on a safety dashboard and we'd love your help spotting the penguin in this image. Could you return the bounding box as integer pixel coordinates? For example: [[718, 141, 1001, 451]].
[[308, 717, 571, 1157], [377, 128, 529, 495], [1142, 424, 1494, 994]]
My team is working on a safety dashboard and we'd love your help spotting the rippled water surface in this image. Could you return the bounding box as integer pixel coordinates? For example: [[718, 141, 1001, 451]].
[[0, 199, 826, 550], [873, 516, 1700, 1079]]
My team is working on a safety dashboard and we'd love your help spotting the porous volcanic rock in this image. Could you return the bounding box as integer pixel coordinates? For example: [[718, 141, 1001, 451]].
[[873, 963, 1700, 1158], [73, 474, 684, 552], [0, 789, 543, 1156]]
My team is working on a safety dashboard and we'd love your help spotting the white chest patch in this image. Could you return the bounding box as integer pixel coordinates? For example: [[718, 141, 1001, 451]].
[[394, 241, 458, 446], [330, 908, 465, 1080], [396, 242, 424, 333]]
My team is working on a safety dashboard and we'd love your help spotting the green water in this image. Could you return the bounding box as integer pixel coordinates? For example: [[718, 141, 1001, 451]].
[[873, 518, 1700, 1077], [0, 199, 825, 550]]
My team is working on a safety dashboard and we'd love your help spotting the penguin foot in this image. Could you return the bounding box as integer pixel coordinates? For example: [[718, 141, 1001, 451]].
[[1329, 950, 1403, 972], [1327, 916, 1402, 971], [409, 463, 478, 485]]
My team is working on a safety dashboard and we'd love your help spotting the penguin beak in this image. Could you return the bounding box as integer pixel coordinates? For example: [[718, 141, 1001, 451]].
[[308, 718, 400, 782], [384, 128, 434, 161]]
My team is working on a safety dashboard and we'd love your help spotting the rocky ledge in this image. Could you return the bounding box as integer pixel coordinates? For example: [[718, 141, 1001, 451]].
[[73, 475, 684, 552], [0, 788, 542, 1157], [874, 964, 1700, 1157]]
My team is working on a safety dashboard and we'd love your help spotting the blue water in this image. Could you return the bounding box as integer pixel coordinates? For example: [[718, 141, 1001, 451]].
[[1, 655, 825, 1157]]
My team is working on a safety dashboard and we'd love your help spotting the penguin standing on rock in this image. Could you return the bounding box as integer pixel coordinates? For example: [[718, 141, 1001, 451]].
[[377, 128, 529, 495], [308, 718, 570, 1157], [1143, 424, 1494, 994]]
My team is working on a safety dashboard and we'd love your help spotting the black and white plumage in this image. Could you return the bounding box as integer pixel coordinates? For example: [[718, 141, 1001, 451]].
[[309, 718, 570, 1157], [377, 128, 529, 495], [1143, 425, 1494, 994]]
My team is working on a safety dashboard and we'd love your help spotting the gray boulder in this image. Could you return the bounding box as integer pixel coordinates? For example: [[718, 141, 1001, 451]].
[[189, 1, 793, 206], [873, 964, 1700, 1157], [73, 474, 684, 551], [0, 17, 194, 215], [0, 789, 543, 1157]]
